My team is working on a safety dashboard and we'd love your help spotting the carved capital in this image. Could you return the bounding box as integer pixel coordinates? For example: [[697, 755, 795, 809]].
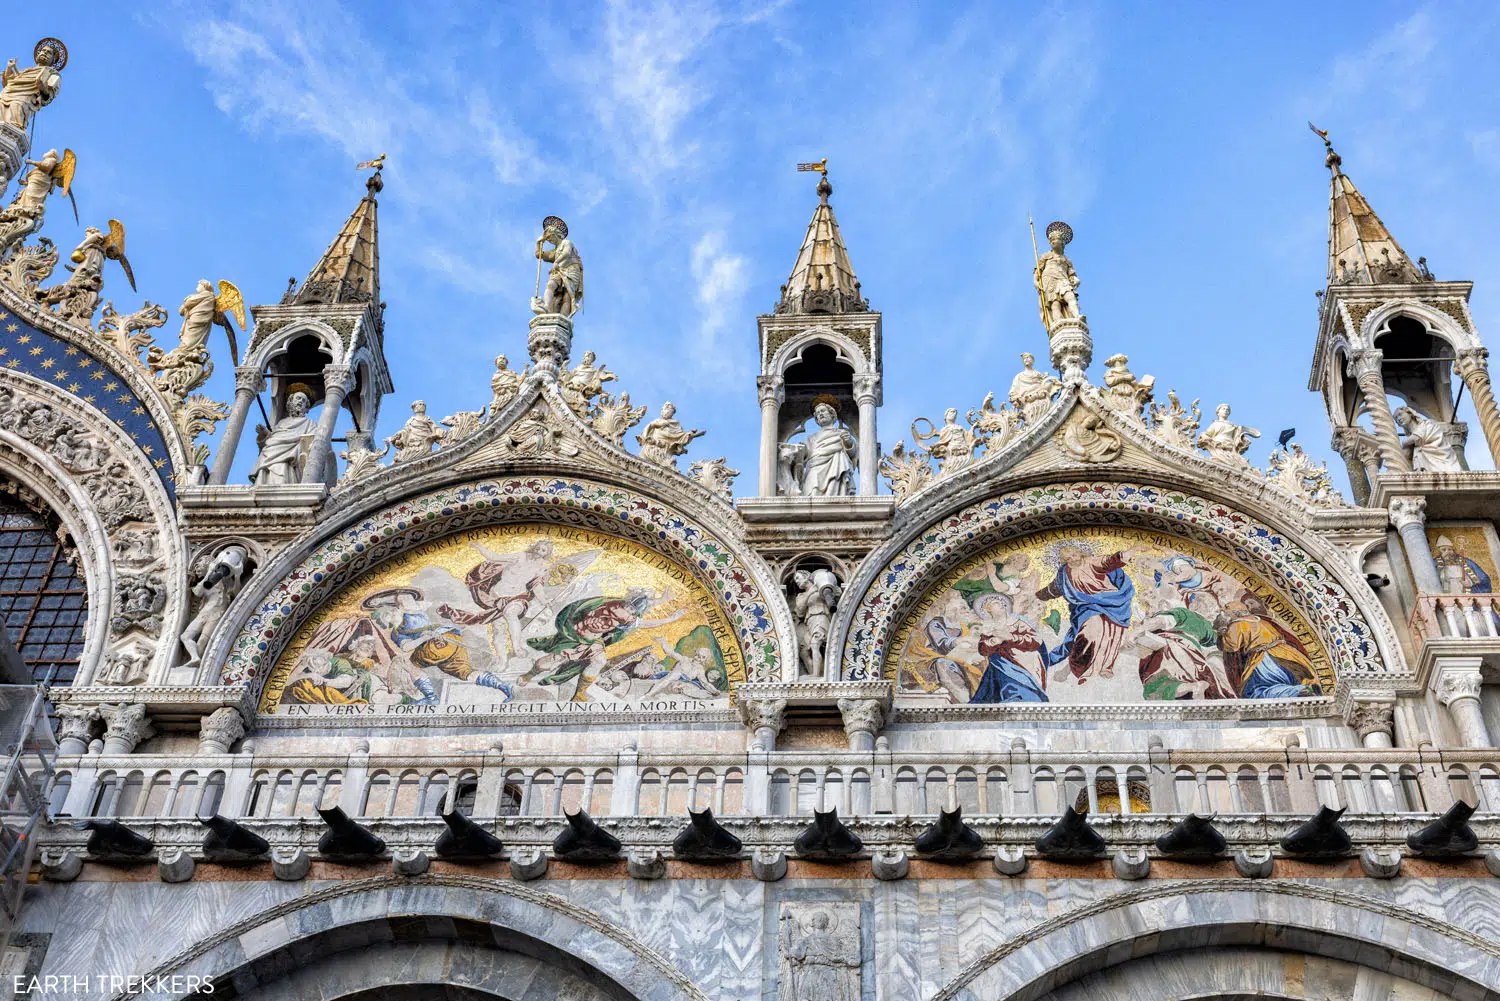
[[1436, 668, 1484, 706], [738, 697, 787, 735], [198, 706, 246, 754], [1348, 349, 1384, 381], [1388, 496, 1427, 531], [233, 366, 266, 394], [1329, 426, 1363, 460], [54, 705, 100, 747], [99, 702, 155, 754], [756, 375, 785, 408], [852, 374, 880, 407], [322, 364, 355, 395], [1346, 700, 1395, 741], [1455, 347, 1491, 382], [837, 697, 885, 738]]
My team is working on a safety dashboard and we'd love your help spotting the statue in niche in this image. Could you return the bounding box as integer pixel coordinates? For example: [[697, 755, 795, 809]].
[[1009, 352, 1061, 426], [778, 397, 856, 497], [532, 215, 583, 317], [913, 408, 980, 477], [792, 568, 841, 679], [489, 354, 526, 414], [1034, 220, 1082, 330], [1394, 406, 1463, 472], [0, 39, 65, 131], [636, 402, 703, 468], [387, 400, 447, 463], [1197, 403, 1260, 467], [179, 546, 248, 667], [779, 903, 859, 1001], [250, 391, 328, 485]]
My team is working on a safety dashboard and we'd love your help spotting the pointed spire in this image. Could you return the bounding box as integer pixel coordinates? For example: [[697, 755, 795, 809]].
[[1313, 124, 1430, 286], [777, 161, 867, 315], [291, 162, 383, 306]]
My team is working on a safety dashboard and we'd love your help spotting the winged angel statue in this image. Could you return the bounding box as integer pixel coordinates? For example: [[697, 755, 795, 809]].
[[147, 279, 246, 410], [37, 217, 134, 324]]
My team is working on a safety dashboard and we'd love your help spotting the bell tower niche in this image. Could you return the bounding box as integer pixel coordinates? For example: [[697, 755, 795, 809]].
[[756, 162, 881, 498]]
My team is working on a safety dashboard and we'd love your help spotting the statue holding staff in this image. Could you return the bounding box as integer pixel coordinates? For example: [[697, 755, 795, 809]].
[[532, 215, 583, 317]]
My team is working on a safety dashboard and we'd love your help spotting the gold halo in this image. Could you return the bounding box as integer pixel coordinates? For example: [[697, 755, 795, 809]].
[[34, 38, 67, 70], [284, 382, 316, 401], [811, 393, 841, 415]]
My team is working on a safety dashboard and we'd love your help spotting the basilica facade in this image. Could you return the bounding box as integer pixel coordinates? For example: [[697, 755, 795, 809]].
[[2, 37, 1500, 1001]]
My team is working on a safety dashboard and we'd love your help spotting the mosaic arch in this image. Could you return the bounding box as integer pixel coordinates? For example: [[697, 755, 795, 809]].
[[260, 523, 745, 713], [219, 476, 783, 698], [891, 526, 1333, 704], [841, 482, 1385, 693]]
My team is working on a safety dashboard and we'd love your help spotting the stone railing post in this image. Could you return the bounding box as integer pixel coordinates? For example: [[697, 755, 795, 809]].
[[610, 741, 641, 816]]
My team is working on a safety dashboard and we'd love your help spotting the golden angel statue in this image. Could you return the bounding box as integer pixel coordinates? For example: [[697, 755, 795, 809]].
[[147, 279, 246, 411], [0, 147, 72, 257], [37, 219, 133, 324]]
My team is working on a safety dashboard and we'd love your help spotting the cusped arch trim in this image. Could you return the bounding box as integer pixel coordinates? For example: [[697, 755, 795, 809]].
[[214, 474, 784, 693], [767, 324, 877, 380], [105, 874, 709, 1001], [1358, 297, 1479, 353], [930, 879, 1500, 1001], [835, 481, 1387, 687]]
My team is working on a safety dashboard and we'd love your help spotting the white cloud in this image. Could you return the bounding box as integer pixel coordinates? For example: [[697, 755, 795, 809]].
[[689, 229, 748, 375]]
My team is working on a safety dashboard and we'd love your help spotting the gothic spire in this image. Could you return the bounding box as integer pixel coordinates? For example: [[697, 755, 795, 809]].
[[1314, 125, 1429, 286], [293, 166, 383, 306], [776, 163, 867, 315]]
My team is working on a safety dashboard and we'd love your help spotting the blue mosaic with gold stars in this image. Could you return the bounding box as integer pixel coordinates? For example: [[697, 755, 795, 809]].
[[0, 308, 176, 500]]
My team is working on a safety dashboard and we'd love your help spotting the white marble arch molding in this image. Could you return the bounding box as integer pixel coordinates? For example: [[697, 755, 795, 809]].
[[104, 875, 708, 1001], [206, 474, 788, 697], [929, 879, 1500, 1001], [831, 480, 1393, 689]]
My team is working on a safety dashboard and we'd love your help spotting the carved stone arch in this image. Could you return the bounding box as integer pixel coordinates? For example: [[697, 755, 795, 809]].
[[832, 479, 1397, 693], [0, 371, 189, 685], [767, 324, 876, 380], [1360, 297, 1479, 354], [208, 472, 791, 696], [107, 875, 709, 1001], [244, 317, 346, 368], [928, 880, 1499, 1001]]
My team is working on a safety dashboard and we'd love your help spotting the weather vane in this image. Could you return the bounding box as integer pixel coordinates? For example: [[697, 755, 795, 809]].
[[356, 153, 386, 172], [796, 158, 828, 176], [1308, 122, 1332, 150]]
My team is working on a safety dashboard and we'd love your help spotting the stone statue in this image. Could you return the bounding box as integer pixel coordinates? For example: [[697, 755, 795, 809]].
[[1062, 412, 1122, 463], [97, 300, 167, 365], [532, 215, 583, 317], [560, 350, 616, 417], [1034, 220, 1082, 330], [249, 392, 328, 486], [591, 391, 648, 447], [0, 39, 65, 131], [636, 402, 703, 468], [0, 148, 66, 257], [689, 457, 739, 498], [1101, 353, 1154, 417], [1009, 352, 1061, 425], [1147, 390, 1201, 449], [967, 392, 1016, 449], [1197, 403, 1260, 466], [779, 903, 860, 1001], [148, 279, 243, 410], [338, 430, 389, 484], [441, 407, 486, 444], [387, 400, 447, 463], [179, 546, 248, 667], [792, 568, 841, 679], [1394, 406, 1463, 472], [39, 223, 129, 325], [913, 408, 980, 477], [778, 399, 857, 497], [489, 354, 525, 414]]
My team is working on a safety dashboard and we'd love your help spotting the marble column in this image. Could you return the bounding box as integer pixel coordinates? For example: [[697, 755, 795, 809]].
[[838, 697, 884, 751], [1456, 347, 1500, 467], [197, 707, 246, 754], [1346, 698, 1396, 749], [1349, 349, 1411, 472], [757, 376, 782, 497], [54, 706, 98, 756], [854, 374, 879, 497], [1330, 427, 1370, 506], [302, 364, 353, 486], [1390, 496, 1441, 595], [739, 698, 786, 752], [99, 703, 154, 755], [1436, 662, 1491, 748], [209, 366, 265, 485]]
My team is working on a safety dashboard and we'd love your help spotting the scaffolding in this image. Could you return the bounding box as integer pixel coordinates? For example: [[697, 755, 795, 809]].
[[0, 685, 55, 953]]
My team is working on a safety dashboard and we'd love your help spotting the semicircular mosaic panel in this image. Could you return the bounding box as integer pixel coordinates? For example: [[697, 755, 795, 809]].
[[889, 526, 1333, 704], [260, 523, 745, 713]]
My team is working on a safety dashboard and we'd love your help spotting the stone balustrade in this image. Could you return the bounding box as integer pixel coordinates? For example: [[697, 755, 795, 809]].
[[1410, 592, 1500, 642]]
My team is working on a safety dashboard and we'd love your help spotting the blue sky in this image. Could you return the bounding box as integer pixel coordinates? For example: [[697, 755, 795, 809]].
[[11, 1, 1500, 486]]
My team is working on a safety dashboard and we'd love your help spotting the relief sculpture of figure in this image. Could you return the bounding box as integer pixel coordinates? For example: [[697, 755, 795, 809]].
[[792, 568, 842, 678], [1034, 220, 1082, 330], [1197, 403, 1260, 467], [1394, 406, 1463, 472], [778, 397, 856, 497], [781, 907, 859, 1001], [386, 400, 447, 463], [532, 215, 583, 317], [0, 39, 65, 131], [636, 402, 704, 468], [179, 546, 248, 667], [1009, 352, 1061, 426], [249, 391, 330, 486]]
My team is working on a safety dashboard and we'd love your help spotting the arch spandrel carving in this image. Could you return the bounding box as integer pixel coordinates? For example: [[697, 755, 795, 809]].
[[211, 474, 790, 706], [835, 481, 1397, 709]]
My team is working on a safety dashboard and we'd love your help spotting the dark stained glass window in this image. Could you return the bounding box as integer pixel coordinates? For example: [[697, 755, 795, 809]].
[[0, 498, 87, 685]]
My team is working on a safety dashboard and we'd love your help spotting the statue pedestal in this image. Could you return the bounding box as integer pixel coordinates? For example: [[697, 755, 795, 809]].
[[527, 313, 573, 378], [1048, 317, 1092, 383], [0, 123, 28, 200]]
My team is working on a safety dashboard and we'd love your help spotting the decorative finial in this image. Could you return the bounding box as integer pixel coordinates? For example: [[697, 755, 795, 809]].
[[1308, 121, 1341, 171], [798, 158, 831, 201], [356, 154, 386, 195]]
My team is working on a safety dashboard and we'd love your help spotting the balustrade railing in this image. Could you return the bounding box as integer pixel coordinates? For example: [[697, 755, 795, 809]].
[[1409, 592, 1500, 644]]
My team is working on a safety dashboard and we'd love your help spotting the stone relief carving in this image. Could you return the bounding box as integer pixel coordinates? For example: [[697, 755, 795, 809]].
[[688, 457, 739, 498], [180, 545, 247, 668], [779, 902, 860, 1001], [96, 299, 166, 367], [173, 393, 228, 467], [1061, 412, 1121, 463], [1146, 390, 1201, 450], [636, 402, 703, 468], [879, 440, 934, 503], [386, 400, 446, 463], [591, 391, 647, 447], [792, 567, 841, 679], [97, 642, 150, 685], [110, 571, 165, 636], [0, 236, 56, 294], [439, 406, 487, 445], [1266, 442, 1341, 506], [338, 431, 389, 485]]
